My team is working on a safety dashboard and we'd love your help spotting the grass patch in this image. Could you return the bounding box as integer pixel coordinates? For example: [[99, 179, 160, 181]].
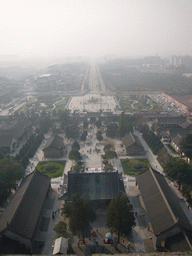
[[117, 94, 164, 113], [36, 161, 66, 178], [121, 158, 150, 176]]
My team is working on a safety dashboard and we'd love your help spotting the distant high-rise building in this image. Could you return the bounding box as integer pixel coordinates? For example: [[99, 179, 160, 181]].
[[169, 55, 182, 67]]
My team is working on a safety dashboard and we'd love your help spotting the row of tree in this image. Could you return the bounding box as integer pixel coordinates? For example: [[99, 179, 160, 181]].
[[54, 193, 135, 244], [105, 112, 134, 139], [0, 157, 24, 204], [15, 133, 44, 167], [142, 130, 164, 155], [164, 157, 192, 200], [68, 141, 82, 172]]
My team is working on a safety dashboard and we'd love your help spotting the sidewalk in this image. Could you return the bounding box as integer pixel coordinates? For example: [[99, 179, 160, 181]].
[[38, 188, 62, 255], [133, 129, 163, 173]]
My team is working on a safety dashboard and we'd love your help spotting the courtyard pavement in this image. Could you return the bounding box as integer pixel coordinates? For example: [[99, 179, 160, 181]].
[[39, 123, 157, 254], [21, 122, 192, 255]]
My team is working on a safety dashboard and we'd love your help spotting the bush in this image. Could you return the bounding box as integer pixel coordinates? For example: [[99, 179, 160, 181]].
[[44, 164, 59, 172], [132, 164, 144, 170]]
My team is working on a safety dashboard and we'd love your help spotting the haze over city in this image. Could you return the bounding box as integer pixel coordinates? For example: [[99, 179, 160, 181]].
[[0, 0, 192, 60]]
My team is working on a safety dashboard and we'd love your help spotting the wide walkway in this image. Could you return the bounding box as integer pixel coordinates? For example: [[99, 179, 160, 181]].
[[133, 128, 163, 174]]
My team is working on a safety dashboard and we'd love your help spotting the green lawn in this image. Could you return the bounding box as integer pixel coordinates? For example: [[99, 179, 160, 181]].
[[116, 94, 164, 113], [36, 161, 66, 178], [121, 158, 150, 176]]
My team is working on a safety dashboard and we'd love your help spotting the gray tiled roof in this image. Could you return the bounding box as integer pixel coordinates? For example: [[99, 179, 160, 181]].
[[0, 135, 13, 147], [0, 170, 50, 238], [171, 134, 183, 147], [0, 118, 32, 139], [136, 168, 192, 236], [157, 116, 186, 125], [169, 128, 191, 138], [179, 120, 192, 129], [122, 132, 143, 149], [65, 171, 119, 201], [43, 134, 63, 150]]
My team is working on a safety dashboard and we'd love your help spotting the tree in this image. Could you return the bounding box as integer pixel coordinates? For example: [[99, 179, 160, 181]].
[[72, 141, 80, 151], [80, 131, 87, 141], [106, 194, 135, 243], [96, 133, 103, 141], [83, 120, 88, 129], [180, 133, 192, 160], [54, 221, 67, 237], [102, 150, 117, 160], [73, 164, 82, 172], [62, 193, 97, 244], [66, 122, 79, 139], [164, 158, 192, 190], [104, 163, 113, 172], [59, 109, 70, 130], [95, 119, 102, 128], [68, 149, 82, 162], [104, 144, 112, 152], [96, 131, 103, 141], [0, 158, 25, 193], [118, 112, 134, 138]]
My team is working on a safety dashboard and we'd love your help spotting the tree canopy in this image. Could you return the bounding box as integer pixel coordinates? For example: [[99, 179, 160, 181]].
[[104, 163, 113, 172], [104, 144, 112, 152], [180, 133, 192, 160], [83, 120, 88, 129], [54, 221, 67, 237], [68, 149, 82, 162], [72, 141, 80, 150], [106, 194, 135, 243], [62, 193, 97, 243], [96, 131, 103, 141], [118, 112, 134, 138], [80, 131, 87, 141], [0, 158, 25, 193], [102, 150, 117, 160], [95, 119, 102, 128], [164, 158, 192, 190]]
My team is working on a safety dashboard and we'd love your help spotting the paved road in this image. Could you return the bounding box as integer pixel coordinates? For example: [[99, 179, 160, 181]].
[[133, 128, 163, 174], [95, 63, 106, 92]]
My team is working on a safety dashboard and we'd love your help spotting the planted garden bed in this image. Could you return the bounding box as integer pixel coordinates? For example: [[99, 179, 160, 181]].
[[36, 161, 66, 178], [121, 158, 150, 176]]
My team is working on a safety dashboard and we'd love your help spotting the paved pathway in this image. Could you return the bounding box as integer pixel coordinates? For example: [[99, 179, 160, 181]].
[[133, 128, 163, 173], [39, 188, 62, 255]]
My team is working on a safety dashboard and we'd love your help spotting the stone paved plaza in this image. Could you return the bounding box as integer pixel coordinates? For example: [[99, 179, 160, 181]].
[[67, 93, 120, 113]]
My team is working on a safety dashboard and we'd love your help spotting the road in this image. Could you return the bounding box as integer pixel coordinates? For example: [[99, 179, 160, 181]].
[[133, 128, 163, 173]]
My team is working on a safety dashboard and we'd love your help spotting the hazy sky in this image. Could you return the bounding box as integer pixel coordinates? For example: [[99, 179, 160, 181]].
[[0, 0, 192, 59]]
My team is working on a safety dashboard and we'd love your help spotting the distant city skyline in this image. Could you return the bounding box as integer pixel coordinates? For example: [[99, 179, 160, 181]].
[[0, 0, 192, 60]]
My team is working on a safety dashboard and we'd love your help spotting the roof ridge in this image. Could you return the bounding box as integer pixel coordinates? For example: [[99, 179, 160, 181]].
[[130, 132, 135, 143], [149, 167, 178, 225], [10, 117, 24, 131]]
